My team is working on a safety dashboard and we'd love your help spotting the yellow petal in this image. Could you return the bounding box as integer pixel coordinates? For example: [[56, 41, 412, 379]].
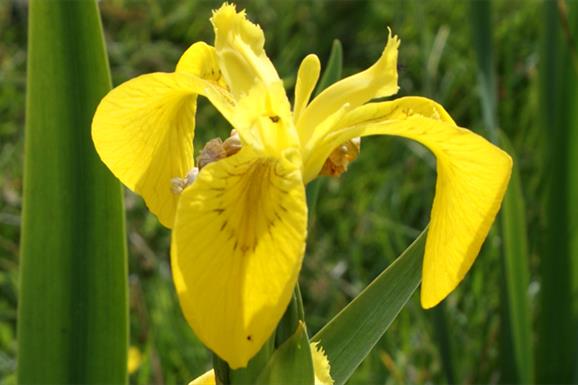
[[294, 54, 321, 126], [308, 97, 512, 308], [127, 346, 142, 375], [303, 96, 455, 181], [171, 148, 308, 368], [176, 41, 227, 88], [92, 72, 197, 227], [188, 370, 215, 385], [297, 30, 400, 143], [311, 342, 334, 385], [232, 81, 299, 156], [211, 3, 280, 97], [93, 67, 237, 228]]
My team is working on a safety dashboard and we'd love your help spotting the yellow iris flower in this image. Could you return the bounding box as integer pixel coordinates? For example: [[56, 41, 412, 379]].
[[92, 3, 511, 369]]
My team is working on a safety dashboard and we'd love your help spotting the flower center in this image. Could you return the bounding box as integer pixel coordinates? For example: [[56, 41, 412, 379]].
[[171, 130, 242, 194]]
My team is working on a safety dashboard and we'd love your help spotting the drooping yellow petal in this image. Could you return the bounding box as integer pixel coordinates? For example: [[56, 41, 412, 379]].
[[176, 41, 228, 89], [307, 97, 512, 308], [188, 370, 215, 385], [303, 96, 456, 181], [294, 54, 321, 125], [211, 3, 280, 97], [171, 147, 308, 368], [297, 31, 400, 143], [311, 342, 334, 385], [92, 65, 238, 228], [92, 72, 197, 227]]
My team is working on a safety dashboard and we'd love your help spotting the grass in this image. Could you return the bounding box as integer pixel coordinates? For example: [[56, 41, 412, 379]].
[[0, 0, 565, 384]]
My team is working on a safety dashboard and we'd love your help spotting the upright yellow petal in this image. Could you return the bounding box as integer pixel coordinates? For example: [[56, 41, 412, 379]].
[[211, 3, 281, 97], [306, 97, 512, 308], [176, 41, 227, 88], [175, 40, 238, 124], [293, 54, 321, 125], [232, 81, 299, 156], [92, 73, 197, 227], [171, 148, 308, 368], [297, 31, 400, 143]]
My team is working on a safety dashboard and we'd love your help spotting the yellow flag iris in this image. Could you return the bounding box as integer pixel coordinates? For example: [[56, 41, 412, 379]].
[[92, 3, 512, 369]]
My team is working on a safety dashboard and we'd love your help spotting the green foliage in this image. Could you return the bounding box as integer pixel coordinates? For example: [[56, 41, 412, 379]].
[[313, 230, 425, 385], [469, 2, 533, 383], [499, 133, 533, 384], [18, 1, 127, 384], [537, 1, 578, 383], [257, 323, 314, 385], [315, 39, 344, 96], [306, 38, 343, 228]]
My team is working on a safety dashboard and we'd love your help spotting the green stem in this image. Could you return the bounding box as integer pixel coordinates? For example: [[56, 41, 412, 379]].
[[275, 285, 306, 347], [213, 353, 230, 385], [430, 303, 455, 384]]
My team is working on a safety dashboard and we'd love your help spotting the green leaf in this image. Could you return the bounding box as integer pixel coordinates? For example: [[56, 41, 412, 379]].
[[469, 0, 497, 140], [498, 133, 534, 384], [307, 39, 343, 229], [315, 39, 343, 96], [312, 229, 426, 385], [469, 1, 534, 383], [17, 1, 128, 384], [275, 284, 305, 347], [429, 303, 455, 384], [227, 336, 275, 385], [537, 1, 578, 382], [257, 322, 314, 385]]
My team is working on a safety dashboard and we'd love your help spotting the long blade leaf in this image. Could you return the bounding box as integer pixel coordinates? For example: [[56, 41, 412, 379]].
[[257, 322, 314, 385], [307, 38, 343, 228], [315, 39, 343, 96], [18, 1, 128, 383], [312, 229, 426, 385], [499, 133, 534, 384], [470, 1, 533, 383], [538, 1, 578, 382]]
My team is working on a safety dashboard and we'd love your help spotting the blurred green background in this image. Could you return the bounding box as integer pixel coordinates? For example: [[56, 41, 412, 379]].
[[2, 0, 576, 384]]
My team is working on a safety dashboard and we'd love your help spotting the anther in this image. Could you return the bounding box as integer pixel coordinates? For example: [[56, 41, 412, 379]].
[[222, 130, 242, 157], [197, 138, 227, 169], [172, 130, 244, 193], [319, 137, 361, 177], [171, 167, 199, 194], [197, 130, 242, 170]]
